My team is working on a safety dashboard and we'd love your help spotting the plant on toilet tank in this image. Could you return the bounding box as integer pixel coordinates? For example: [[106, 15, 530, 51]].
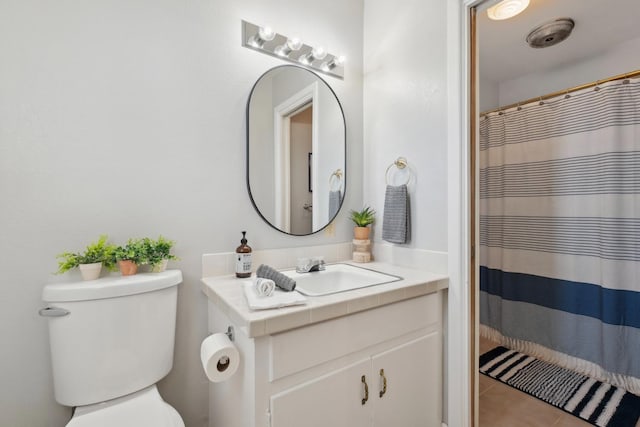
[[114, 238, 148, 276], [143, 236, 179, 273], [56, 235, 118, 280], [56, 235, 179, 279]]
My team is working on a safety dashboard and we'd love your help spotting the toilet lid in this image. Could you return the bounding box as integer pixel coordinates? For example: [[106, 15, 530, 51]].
[[66, 386, 184, 427]]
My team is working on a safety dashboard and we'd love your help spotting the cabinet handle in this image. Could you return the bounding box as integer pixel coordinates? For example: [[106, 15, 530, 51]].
[[379, 369, 387, 398], [361, 375, 369, 405]]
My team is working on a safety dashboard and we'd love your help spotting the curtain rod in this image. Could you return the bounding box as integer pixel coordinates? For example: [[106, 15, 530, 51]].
[[481, 69, 640, 116]]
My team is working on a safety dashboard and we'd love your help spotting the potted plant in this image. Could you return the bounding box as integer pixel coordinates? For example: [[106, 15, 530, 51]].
[[56, 235, 117, 280], [114, 238, 148, 276], [143, 236, 178, 273], [350, 206, 376, 240]]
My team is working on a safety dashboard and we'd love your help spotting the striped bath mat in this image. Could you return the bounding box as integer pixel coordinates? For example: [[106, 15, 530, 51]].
[[480, 346, 640, 427]]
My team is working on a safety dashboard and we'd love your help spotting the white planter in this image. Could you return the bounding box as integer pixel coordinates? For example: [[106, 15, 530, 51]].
[[79, 262, 102, 281], [151, 259, 169, 273]]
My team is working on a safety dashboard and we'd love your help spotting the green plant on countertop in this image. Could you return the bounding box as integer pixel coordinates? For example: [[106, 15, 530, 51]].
[[142, 236, 179, 268], [349, 206, 376, 227], [114, 238, 149, 265], [56, 235, 117, 273]]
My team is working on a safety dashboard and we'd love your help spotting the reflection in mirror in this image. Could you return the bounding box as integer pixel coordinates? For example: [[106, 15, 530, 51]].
[[247, 65, 346, 235]]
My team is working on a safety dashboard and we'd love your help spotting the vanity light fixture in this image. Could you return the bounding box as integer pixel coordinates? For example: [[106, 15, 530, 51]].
[[487, 0, 529, 20], [241, 20, 345, 79]]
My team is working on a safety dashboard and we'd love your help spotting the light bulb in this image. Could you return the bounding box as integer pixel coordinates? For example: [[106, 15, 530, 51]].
[[286, 37, 302, 51], [275, 37, 303, 57], [258, 26, 275, 41], [311, 46, 327, 60], [487, 0, 529, 20], [322, 54, 346, 72], [249, 25, 276, 48]]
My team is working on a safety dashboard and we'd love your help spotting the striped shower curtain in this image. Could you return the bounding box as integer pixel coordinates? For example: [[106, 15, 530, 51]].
[[479, 77, 640, 393]]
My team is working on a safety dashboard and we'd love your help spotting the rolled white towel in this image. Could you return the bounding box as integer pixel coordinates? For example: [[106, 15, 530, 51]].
[[253, 277, 275, 297]]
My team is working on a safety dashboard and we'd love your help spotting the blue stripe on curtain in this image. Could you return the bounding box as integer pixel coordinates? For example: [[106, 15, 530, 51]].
[[480, 266, 640, 329]]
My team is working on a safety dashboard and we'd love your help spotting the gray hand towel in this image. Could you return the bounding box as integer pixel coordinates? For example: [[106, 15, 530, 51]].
[[382, 184, 410, 244], [328, 190, 342, 219], [256, 264, 296, 292]]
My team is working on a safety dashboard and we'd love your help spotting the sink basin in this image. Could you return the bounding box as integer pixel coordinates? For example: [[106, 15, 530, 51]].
[[280, 263, 402, 296]]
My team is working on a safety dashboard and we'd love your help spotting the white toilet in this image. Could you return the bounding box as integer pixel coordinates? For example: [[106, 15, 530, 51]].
[[40, 270, 185, 427]]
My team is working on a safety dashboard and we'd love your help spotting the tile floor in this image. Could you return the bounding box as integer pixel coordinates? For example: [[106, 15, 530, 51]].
[[478, 337, 640, 427]]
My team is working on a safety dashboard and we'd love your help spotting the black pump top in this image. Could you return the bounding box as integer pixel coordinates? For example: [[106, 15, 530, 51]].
[[241, 231, 247, 245]]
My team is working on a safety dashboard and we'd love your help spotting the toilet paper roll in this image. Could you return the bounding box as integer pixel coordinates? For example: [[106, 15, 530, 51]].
[[200, 333, 240, 383]]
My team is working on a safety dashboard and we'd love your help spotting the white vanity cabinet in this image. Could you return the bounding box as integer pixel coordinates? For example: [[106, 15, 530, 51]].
[[270, 332, 440, 427], [205, 276, 445, 427]]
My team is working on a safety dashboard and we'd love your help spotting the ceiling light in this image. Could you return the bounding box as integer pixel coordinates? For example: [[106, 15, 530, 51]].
[[487, 0, 530, 21]]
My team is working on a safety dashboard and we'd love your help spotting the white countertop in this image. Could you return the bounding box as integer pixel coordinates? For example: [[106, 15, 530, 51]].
[[201, 261, 448, 338]]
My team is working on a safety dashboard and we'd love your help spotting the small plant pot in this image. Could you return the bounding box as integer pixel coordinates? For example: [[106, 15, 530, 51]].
[[118, 260, 138, 276], [79, 262, 102, 281], [151, 259, 169, 273], [354, 226, 371, 240]]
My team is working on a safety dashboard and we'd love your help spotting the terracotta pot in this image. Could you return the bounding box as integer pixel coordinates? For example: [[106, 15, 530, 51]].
[[151, 259, 169, 273], [118, 260, 138, 276], [79, 262, 102, 281], [354, 226, 371, 240]]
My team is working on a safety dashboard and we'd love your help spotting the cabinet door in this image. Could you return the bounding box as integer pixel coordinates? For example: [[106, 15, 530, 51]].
[[270, 358, 371, 427], [371, 333, 441, 427]]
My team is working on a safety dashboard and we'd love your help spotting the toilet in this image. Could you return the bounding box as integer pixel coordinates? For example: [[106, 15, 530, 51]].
[[40, 270, 184, 427]]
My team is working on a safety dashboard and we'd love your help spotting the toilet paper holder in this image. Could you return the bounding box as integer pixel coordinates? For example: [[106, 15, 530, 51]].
[[225, 326, 235, 342]]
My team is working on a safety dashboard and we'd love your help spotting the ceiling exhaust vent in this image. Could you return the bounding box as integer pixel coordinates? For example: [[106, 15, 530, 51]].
[[526, 18, 575, 48]]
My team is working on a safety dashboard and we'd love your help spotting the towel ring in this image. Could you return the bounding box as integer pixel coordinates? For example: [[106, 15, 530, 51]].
[[329, 169, 343, 191], [385, 157, 412, 186]]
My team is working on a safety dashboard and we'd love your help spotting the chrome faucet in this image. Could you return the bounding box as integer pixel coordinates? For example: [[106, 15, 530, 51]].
[[296, 257, 326, 273]]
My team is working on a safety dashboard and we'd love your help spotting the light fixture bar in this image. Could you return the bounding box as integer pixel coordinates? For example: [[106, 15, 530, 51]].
[[241, 20, 344, 79]]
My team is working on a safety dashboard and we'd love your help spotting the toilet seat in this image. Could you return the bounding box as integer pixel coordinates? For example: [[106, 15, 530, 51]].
[[66, 385, 184, 427]]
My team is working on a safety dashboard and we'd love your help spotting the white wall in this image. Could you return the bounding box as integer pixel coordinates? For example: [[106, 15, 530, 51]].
[[479, 75, 499, 113], [363, 0, 448, 252], [0, 1, 363, 426], [497, 36, 640, 107]]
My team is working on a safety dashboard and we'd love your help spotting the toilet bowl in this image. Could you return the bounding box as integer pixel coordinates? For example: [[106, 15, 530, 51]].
[[40, 270, 184, 426], [67, 385, 183, 427]]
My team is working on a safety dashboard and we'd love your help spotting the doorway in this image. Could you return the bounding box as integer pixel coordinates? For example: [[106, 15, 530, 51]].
[[288, 106, 313, 235], [473, 1, 640, 426]]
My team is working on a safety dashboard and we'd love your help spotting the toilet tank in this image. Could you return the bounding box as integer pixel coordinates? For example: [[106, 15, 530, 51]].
[[41, 270, 182, 407]]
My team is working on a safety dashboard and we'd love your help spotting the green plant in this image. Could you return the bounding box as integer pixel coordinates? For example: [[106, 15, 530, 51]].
[[349, 206, 376, 227], [56, 235, 117, 274], [114, 238, 148, 265], [143, 236, 178, 268]]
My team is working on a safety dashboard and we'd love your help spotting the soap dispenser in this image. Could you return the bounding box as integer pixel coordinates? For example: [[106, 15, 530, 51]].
[[235, 231, 252, 278]]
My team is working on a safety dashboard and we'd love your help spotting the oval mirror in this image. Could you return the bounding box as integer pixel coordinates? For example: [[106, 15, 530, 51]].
[[247, 65, 346, 235]]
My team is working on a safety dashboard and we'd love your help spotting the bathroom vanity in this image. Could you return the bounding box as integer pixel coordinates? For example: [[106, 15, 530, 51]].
[[201, 261, 447, 427]]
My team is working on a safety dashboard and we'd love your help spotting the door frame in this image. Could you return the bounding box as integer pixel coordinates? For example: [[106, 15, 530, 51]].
[[273, 82, 319, 232], [446, 1, 487, 426]]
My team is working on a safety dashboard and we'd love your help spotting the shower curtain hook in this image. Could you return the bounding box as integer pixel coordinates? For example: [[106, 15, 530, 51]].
[[538, 96, 544, 106], [564, 89, 571, 100], [594, 80, 601, 91], [516, 103, 522, 111]]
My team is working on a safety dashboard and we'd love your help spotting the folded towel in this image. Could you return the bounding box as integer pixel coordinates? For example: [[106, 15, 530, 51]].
[[243, 282, 306, 310], [256, 264, 296, 292], [328, 190, 342, 219], [253, 278, 275, 297], [382, 184, 410, 244]]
